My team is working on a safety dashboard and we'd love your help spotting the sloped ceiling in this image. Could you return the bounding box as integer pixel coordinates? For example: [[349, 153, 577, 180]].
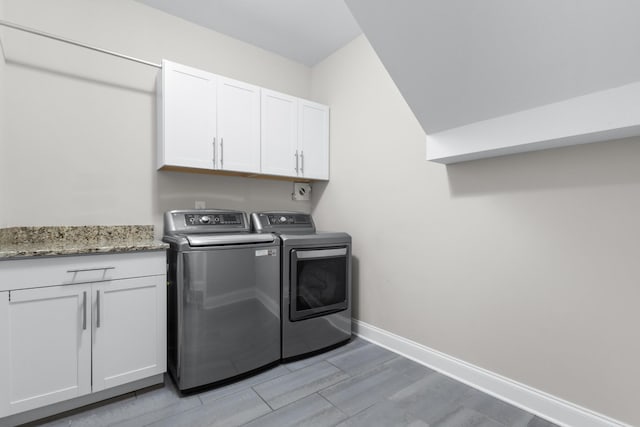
[[345, 0, 640, 134], [136, 0, 361, 66]]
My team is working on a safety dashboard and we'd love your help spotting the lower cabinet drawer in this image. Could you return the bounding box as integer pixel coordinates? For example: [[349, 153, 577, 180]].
[[0, 251, 166, 292]]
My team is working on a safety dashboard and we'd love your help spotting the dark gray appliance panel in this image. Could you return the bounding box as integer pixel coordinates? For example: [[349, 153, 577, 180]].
[[176, 245, 280, 390]]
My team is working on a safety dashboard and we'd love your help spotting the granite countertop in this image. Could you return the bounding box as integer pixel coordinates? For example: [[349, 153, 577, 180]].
[[0, 225, 168, 259]]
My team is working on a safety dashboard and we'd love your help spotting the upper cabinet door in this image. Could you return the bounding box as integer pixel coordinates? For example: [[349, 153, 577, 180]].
[[217, 77, 261, 174], [0, 285, 92, 417], [261, 89, 298, 177], [160, 60, 217, 170], [299, 100, 329, 180]]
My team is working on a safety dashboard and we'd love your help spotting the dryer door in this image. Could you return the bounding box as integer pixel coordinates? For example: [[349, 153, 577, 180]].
[[289, 247, 348, 321]]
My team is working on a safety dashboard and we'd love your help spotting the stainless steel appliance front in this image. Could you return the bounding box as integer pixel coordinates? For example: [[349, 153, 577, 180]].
[[164, 210, 280, 391], [251, 212, 352, 359], [281, 233, 352, 359]]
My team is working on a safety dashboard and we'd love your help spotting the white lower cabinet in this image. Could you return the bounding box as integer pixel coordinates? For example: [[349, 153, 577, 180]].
[[92, 276, 165, 392], [0, 285, 92, 416], [0, 252, 166, 419]]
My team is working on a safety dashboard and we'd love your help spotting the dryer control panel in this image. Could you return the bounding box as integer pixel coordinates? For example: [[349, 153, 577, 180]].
[[267, 214, 311, 225], [251, 212, 315, 233]]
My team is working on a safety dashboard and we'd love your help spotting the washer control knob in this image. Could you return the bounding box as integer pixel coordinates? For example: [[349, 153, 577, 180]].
[[200, 216, 211, 224], [280, 216, 287, 223]]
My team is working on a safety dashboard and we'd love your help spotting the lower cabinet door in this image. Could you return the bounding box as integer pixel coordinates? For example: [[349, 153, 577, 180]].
[[0, 285, 92, 416], [92, 276, 166, 392]]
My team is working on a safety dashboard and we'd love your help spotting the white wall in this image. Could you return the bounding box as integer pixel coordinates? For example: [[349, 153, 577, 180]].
[[311, 35, 640, 426], [0, 0, 312, 232], [0, 1, 6, 227]]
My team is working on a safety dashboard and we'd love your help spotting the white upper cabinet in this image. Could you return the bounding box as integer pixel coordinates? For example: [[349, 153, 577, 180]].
[[217, 77, 261, 173], [298, 100, 329, 180], [261, 89, 298, 177], [159, 60, 217, 170], [159, 60, 329, 180], [159, 61, 260, 174], [261, 89, 330, 180]]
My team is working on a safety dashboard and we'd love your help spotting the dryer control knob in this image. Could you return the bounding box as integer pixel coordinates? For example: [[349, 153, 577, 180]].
[[200, 216, 211, 224], [280, 216, 287, 223]]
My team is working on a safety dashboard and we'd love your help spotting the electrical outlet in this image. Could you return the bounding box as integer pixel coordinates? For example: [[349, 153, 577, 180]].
[[292, 183, 311, 201], [195, 201, 206, 209]]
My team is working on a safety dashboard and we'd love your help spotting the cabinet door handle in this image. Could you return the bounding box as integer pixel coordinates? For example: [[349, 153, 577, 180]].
[[67, 266, 115, 274], [300, 151, 304, 175], [96, 290, 101, 328], [212, 137, 216, 169], [82, 291, 87, 330], [295, 150, 299, 174], [220, 137, 224, 169]]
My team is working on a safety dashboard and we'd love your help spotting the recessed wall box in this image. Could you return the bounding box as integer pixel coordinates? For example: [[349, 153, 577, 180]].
[[292, 183, 311, 201]]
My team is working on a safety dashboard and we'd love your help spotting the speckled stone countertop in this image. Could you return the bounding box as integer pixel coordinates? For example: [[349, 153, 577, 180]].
[[0, 225, 168, 259]]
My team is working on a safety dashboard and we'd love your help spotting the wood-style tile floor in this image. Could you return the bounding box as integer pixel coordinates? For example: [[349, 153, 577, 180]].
[[33, 337, 559, 427]]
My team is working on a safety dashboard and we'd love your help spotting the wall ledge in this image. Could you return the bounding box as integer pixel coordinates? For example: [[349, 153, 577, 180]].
[[353, 319, 630, 427], [426, 81, 640, 164]]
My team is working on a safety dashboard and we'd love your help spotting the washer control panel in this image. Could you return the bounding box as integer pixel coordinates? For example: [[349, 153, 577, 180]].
[[185, 213, 243, 226], [164, 210, 249, 236]]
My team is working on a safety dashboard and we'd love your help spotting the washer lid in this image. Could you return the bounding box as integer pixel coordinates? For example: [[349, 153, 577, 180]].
[[186, 233, 276, 247]]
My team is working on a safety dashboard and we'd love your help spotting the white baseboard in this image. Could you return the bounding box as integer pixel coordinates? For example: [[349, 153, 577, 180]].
[[353, 319, 630, 427]]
